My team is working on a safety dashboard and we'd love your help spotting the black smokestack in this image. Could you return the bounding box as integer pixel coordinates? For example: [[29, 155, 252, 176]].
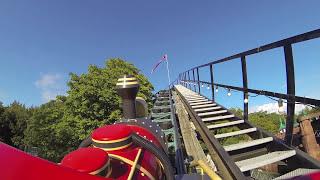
[[116, 75, 140, 119]]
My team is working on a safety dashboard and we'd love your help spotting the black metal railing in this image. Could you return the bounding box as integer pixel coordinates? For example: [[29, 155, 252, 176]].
[[174, 28, 320, 146]]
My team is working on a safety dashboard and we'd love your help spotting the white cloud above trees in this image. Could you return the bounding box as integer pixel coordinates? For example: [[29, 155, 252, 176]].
[[35, 73, 66, 102], [249, 102, 307, 114]]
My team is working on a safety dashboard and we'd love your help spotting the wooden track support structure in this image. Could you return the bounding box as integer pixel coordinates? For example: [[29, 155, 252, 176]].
[[173, 92, 212, 165]]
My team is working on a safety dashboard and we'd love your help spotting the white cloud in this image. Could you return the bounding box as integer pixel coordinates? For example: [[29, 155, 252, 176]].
[[0, 89, 7, 99], [249, 102, 307, 114], [35, 74, 61, 88], [249, 102, 279, 114], [35, 73, 66, 102]]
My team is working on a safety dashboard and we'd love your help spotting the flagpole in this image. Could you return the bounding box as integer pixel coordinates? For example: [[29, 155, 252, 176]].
[[151, 54, 171, 89], [165, 58, 171, 89]]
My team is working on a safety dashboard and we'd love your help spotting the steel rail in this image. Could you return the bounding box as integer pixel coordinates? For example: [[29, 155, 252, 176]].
[[168, 88, 186, 174]]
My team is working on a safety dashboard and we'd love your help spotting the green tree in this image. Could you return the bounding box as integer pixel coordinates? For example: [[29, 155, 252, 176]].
[[0, 102, 11, 144], [24, 99, 104, 162], [5, 101, 30, 148], [65, 58, 154, 123], [249, 111, 283, 134], [0, 101, 30, 148], [230, 108, 284, 134], [24, 100, 65, 161], [216, 108, 284, 145], [229, 108, 243, 118]]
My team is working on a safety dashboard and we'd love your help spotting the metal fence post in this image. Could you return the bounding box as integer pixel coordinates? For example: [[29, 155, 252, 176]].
[[183, 72, 185, 86], [192, 69, 196, 92], [188, 71, 191, 89], [210, 64, 215, 101], [241, 56, 249, 121], [197, 68, 200, 94], [284, 44, 295, 146]]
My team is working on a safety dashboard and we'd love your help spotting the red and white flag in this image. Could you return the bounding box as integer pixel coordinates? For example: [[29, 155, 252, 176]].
[[151, 54, 168, 74]]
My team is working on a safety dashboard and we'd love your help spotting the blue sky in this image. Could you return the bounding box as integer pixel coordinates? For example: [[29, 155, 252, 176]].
[[0, 0, 319, 113]]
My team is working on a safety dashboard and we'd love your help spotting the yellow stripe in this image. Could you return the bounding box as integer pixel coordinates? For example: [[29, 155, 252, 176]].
[[89, 158, 110, 175], [127, 148, 142, 180], [108, 154, 155, 180], [197, 160, 222, 180], [156, 158, 164, 170], [105, 167, 112, 177], [93, 142, 133, 151], [116, 82, 138, 86], [92, 136, 130, 144], [118, 77, 137, 81]]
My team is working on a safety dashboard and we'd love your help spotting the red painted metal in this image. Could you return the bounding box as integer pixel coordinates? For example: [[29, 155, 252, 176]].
[[0, 121, 165, 180], [0, 142, 110, 180], [1, 122, 319, 179], [92, 124, 132, 142], [309, 171, 320, 179], [61, 147, 109, 174], [91, 123, 163, 179], [290, 171, 320, 179], [108, 147, 161, 179]]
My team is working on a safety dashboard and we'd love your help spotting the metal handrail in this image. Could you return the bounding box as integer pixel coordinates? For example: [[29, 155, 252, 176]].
[[182, 80, 320, 107], [176, 28, 320, 146]]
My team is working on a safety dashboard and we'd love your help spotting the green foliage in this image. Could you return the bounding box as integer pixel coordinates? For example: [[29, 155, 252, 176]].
[[297, 106, 320, 119], [221, 134, 252, 146], [5, 102, 30, 148], [24, 100, 67, 161], [0, 102, 11, 144], [216, 108, 286, 145], [23, 99, 105, 162], [249, 111, 284, 134], [214, 126, 251, 146], [229, 108, 285, 134], [229, 108, 243, 118], [65, 58, 154, 123], [0, 101, 30, 148]]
